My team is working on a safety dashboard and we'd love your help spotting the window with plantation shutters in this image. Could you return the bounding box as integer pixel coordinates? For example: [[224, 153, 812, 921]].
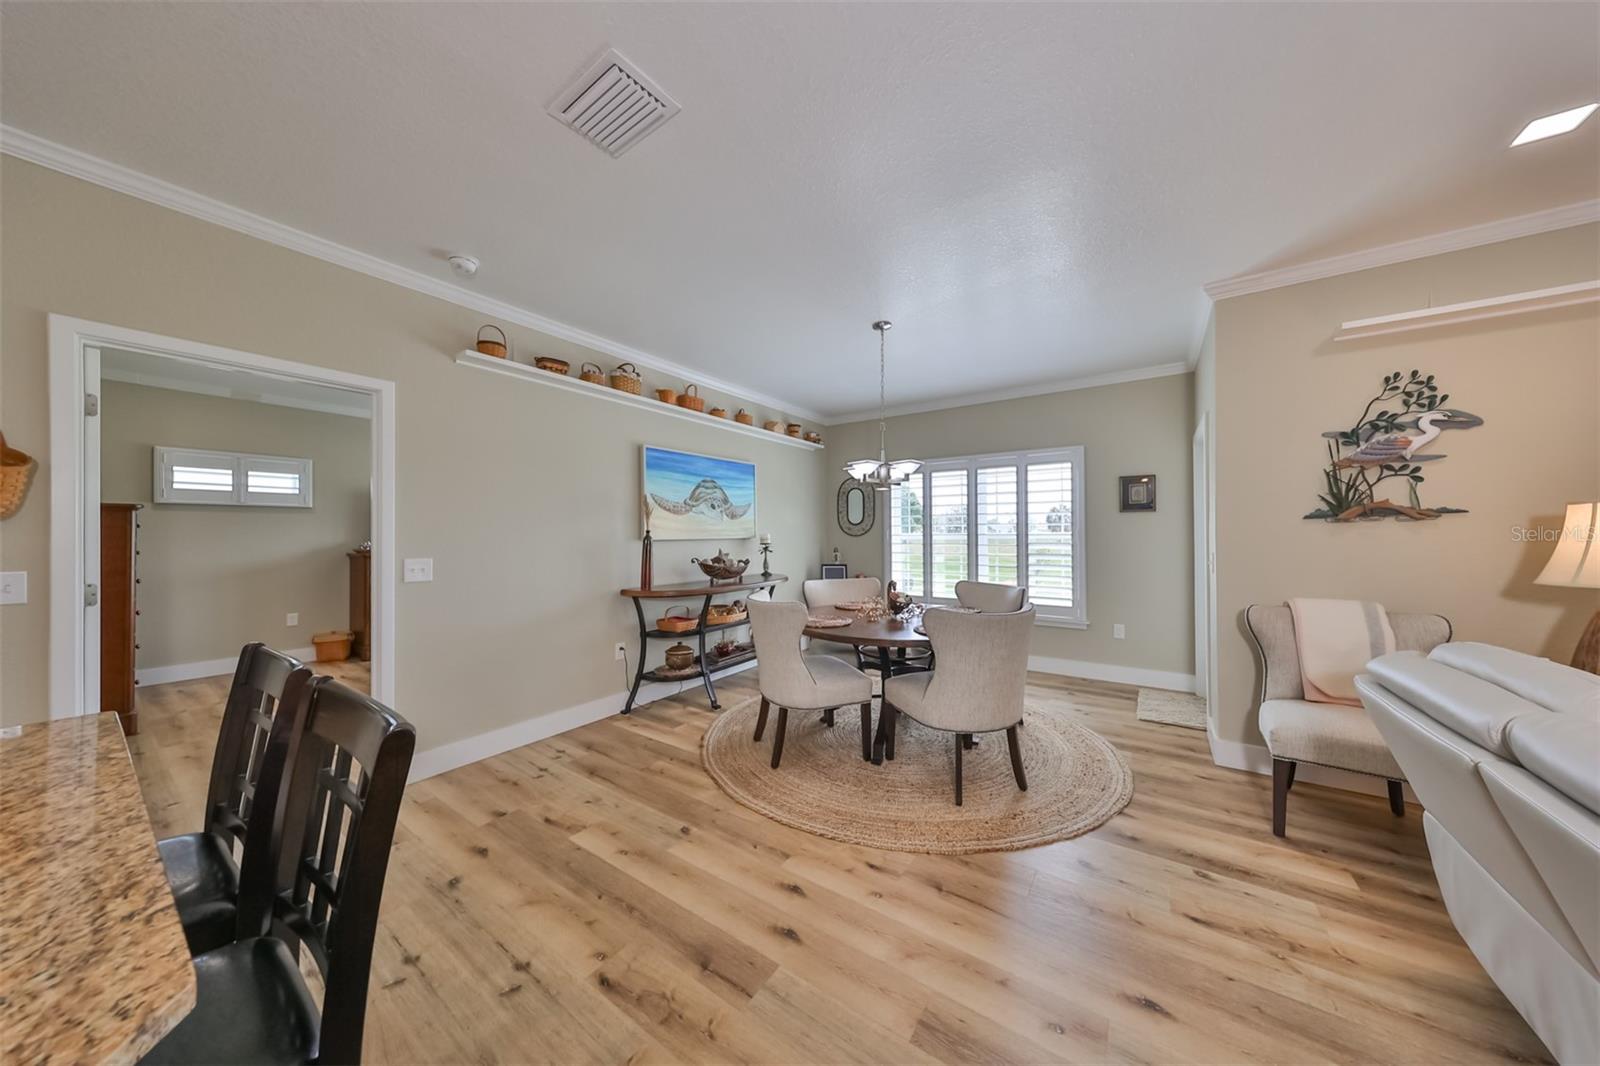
[[155, 446, 313, 508], [928, 469, 969, 597], [1025, 460, 1075, 608], [882, 447, 1084, 625], [888, 480, 924, 596]]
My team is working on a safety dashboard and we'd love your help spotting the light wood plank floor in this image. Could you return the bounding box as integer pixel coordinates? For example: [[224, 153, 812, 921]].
[[128, 668, 1550, 1064]]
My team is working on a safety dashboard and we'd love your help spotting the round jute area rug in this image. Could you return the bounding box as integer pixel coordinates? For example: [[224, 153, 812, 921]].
[[702, 698, 1133, 854]]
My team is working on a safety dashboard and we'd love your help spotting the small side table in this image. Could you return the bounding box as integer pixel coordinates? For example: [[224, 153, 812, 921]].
[[619, 575, 788, 712]]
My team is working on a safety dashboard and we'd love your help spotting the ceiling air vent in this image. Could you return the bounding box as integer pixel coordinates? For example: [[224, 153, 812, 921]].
[[547, 48, 680, 157]]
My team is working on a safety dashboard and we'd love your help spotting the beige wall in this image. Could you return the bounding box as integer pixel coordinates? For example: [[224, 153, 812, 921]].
[[822, 372, 1196, 679], [0, 157, 826, 743], [1212, 223, 1600, 749], [101, 380, 371, 668]]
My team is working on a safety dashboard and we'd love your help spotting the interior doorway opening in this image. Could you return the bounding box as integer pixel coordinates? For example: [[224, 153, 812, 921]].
[[47, 316, 397, 722]]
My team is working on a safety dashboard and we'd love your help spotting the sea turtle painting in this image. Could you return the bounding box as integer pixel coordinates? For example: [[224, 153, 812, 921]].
[[642, 446, 757, 540]]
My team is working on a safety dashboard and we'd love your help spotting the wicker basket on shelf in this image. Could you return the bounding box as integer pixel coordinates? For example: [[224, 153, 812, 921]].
[[656, 606, 699, 633], [610, 362, 642, 395], [0, 433, 38, 520], [475, 324, 508, 359], [533, 356, 570, 375], [579, 362, 605, 386], [763, 420, 783, 432], [708, 407, 728, 419], [655, 387, 678, 405], [734, 409, 754, 425], [785, 423, 802, 437], [677, 384, 705, 413]]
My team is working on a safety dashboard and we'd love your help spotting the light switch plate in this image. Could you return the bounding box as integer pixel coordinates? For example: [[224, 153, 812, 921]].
[[403, 558, 434, 583], [1113, 623, 1126, 639], [286, 612, 299, 627], [0, 571, 27, 605]]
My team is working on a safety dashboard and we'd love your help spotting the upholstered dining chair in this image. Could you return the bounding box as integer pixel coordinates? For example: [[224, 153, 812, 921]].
[[954, 580, 1028, 613], [157, 643, 313, 955], [1244, 603, 1451, 837], [881, 605, 1036, 804], [748, 597, 875, 766]]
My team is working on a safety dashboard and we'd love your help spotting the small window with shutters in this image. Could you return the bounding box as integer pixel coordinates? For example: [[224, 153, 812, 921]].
[[882, 447, 1084, 626], [155, 447, 313, 508]]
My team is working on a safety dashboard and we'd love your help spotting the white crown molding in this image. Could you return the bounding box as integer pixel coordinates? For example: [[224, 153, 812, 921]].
[[822, 360, 1191, 425], [1204, 199, 1600, 301], [1, 124, 824, 423]]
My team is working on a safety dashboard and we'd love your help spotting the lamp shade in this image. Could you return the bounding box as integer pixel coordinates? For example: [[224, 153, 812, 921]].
[[1533, 502, 1600, 589]]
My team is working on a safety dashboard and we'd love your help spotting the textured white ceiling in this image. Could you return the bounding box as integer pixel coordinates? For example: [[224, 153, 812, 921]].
[[4, 2, 1597, 417]]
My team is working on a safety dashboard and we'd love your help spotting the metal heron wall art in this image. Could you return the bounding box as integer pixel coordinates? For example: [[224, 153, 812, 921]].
[[1306, 369, 1484, 522]]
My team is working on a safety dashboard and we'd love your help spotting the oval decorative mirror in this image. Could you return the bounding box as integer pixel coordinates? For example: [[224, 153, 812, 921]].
[[837, 479, 875, 537]]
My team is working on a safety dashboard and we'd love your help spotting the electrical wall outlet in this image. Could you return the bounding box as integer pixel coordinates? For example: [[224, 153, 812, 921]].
[[614, 642, 628, 661], [1113, 623, 1126, 639], [286, 612, 299, 627], [403, 558, 434, 583], [0, 571, 26, 605]]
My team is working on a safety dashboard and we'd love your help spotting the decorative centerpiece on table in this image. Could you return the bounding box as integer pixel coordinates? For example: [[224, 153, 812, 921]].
[[885, 580, 918, 626], [691, 549, 750, 583]]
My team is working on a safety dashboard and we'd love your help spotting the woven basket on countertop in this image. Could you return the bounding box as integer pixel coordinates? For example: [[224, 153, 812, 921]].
[[579, 362, 605, 385], [0, 433, 38, 520], [677, 384, 705, 413], [610, 362, 642, 395]]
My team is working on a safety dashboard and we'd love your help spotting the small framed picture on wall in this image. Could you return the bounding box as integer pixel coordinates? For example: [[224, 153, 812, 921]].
[[1120, 475, 1156, 512], [820, 563, 849, 580]]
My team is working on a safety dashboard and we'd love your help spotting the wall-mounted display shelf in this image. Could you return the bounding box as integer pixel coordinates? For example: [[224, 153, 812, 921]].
[[454, 350, 824, 449], [1334, 280, 1599, 341]]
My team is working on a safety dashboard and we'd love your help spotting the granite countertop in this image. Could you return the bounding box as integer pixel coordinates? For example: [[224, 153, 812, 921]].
[[0, 714, 196, 1065]]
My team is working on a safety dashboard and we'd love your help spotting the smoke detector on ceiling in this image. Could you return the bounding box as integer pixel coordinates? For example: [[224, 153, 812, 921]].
[[447, 254, 479, 278], [547, 48, 680, 157]]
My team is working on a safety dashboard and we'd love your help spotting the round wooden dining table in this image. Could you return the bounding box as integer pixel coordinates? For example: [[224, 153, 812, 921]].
[[802, 610, 932, 763]]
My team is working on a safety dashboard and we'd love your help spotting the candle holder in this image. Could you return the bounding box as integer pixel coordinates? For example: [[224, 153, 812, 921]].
[[759, 542, 774, 578]]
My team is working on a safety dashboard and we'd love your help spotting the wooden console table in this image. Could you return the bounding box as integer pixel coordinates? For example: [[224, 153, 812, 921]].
[[619, 574, 787, 713]]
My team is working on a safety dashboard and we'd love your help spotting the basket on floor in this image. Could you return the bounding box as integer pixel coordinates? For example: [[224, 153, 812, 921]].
[[0, 433, 37, 520], [312, 630, 353, 662]]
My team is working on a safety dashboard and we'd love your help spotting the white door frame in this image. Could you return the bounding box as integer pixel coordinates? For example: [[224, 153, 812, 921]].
[[48, 314, 397, 716], [1192, 413, 1215, 715]]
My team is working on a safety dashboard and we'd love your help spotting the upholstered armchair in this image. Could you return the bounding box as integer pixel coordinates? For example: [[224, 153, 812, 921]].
[[881, 605, 1035, 804], [747, 598, 874, 767], [1244, 604, 1451, 836], [954, 580, 1028, 613]]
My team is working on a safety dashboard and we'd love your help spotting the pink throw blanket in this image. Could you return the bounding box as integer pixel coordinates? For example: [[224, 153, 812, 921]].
[[1289, 598, 1396, 705]]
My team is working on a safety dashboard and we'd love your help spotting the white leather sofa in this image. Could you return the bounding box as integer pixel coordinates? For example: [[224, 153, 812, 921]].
[[1356, 643, 1600, 1064]]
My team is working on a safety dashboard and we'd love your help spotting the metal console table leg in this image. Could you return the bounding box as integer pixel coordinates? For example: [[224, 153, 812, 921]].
[[622, 597, 650, 715]]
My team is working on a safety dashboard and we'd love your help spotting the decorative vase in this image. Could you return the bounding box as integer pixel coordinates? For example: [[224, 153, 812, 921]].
[[640, 530, 653, 591]]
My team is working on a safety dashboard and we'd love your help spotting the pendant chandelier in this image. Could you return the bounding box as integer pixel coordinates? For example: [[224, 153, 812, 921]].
[[842, 320, 923, 490]]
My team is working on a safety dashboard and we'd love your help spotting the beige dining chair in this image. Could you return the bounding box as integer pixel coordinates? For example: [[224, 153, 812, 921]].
[[882, 605, 1036, 804], [954, 580, 1028, 613], [748, 598, 875, 766], [802, 576, 882, 608]]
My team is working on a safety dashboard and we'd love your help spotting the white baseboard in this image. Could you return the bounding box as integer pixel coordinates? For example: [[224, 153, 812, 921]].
[[1028, 655, 1196, 693], [406, 660, 758, 782], [1206, 733, 1417, 802], [139, 647, 316, 686]]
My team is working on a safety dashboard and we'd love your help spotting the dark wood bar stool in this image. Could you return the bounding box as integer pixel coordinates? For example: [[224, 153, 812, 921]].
[[157, 643, 312, 955], [142, 677, 416, 1066]]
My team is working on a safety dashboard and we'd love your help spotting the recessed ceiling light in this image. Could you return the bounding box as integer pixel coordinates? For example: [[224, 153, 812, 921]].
[[1510, 103, 1599, 147]]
